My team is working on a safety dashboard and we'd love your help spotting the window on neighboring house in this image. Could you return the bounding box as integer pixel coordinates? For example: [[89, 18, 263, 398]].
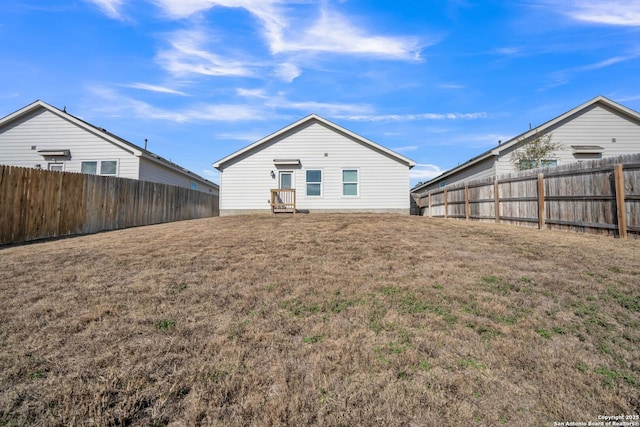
[[81, 160, 118, 176], [100, 160, 118, 176], [518, 159, 558, 169], [81, 161, 98, 174], [190, 181, 197, 190], [306, 169, 322, 196], [48, 163, 63, 172], [342, 169, 359, 196]]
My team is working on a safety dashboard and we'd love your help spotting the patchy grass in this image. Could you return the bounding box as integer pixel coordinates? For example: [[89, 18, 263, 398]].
[[0, 214, 639, 426]]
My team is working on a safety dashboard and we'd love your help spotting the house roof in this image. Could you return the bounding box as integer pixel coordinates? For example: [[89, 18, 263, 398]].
[[0, 100, 218, 189], [411, 95, 640, 193], [213, 113, 416, 170]]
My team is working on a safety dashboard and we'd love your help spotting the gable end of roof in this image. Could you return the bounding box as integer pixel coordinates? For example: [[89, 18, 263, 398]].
[[213, 114, 416, 170]]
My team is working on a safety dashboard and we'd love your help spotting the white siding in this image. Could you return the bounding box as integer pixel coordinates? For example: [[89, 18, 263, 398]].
[[219, 121, 410, 214], [495, 104, 640, 175], [0, 109, 140, 177], [139, 158, 219, 194]]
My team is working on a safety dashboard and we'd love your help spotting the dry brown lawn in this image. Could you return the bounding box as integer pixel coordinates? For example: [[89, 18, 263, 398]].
[[1, 214, 639, 426]]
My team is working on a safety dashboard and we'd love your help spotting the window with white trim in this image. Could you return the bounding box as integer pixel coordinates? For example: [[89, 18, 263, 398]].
[[342, 169, 358, 196], [100, 160, 118, 176], [306, 169, 322, 196], [81, 161, 97, 175], [81, 160, 118, 176]]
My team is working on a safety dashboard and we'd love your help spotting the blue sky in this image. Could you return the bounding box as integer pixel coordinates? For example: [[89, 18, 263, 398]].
[[1, 1, 639, 187]]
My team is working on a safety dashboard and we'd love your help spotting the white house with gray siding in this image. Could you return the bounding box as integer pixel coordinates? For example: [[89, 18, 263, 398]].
[[213, 114, 416, 215], [0, 100, 219, 194], [412, 96, 640, 194]]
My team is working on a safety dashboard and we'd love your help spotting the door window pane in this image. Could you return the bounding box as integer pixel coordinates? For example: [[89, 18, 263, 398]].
[[280, 173, 292, 189]]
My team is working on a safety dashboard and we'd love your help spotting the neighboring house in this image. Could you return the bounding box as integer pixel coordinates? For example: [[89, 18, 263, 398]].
[[412, 96, 640, 193], [0, 100, 219, 194], [213, 114, 416, 215]]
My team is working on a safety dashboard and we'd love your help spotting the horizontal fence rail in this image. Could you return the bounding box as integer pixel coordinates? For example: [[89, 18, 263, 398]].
[[0, 166, 219, 245], [411, 154, 640, 239]]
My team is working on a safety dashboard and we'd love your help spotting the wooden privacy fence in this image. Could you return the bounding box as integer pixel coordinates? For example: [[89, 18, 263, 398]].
[[0, 165, 219, 245], [412, 154, 640, 239]]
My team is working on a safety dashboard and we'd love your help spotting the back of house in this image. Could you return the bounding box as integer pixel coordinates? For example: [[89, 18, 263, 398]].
[[214, 114, 415, 215]]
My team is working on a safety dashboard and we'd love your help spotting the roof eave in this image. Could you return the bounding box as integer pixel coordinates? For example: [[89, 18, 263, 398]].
[[411, 151, 499, 193]]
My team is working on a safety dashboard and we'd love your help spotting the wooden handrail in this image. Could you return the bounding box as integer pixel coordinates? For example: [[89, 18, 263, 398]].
[[270, 188, 296, 214]]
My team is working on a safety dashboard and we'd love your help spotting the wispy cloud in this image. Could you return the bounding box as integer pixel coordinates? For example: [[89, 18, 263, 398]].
[[337, 112, 488, 122], [410, 163, 445, 182], [124, 83, 188, 96], [545, 54, 639, 88], [275, 8, 423, 60], [556, 1, 640, 26], [438, 83, 465, 90], [494, 47, 522, 55], [391, 145, 419, 152], [215, 130, 268, 141], [275, 62, 301, 82], [272, 99, 372, 116], [236, 88, 269, 98], [156, 29, 254, 77], [235, 89, 373, 116], [150, 0, 424, 60], [84, 0, 125, 20], [88, 85, 270, 122], [615, 93, 640, 103]]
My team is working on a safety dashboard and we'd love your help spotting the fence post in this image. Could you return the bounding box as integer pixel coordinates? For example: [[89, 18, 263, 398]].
[[465, 185, 470, 221], [537, 173, 545, 230], [614, 164, 628, 239], [444, 189, 448, 219], [494, 179, 500, 224], [428, 192, 432, 217]]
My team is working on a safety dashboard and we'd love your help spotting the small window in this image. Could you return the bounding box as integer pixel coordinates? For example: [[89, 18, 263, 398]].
[[540, 159, 557, 167], [81, 161, 98, 175], [81, 160, 118, 176], [306, 170, 322, 196], [48, 163, 63, 172], [190, 181, 197, 190], [342, 169, 358, 196], [100, 160, 118, 176]]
